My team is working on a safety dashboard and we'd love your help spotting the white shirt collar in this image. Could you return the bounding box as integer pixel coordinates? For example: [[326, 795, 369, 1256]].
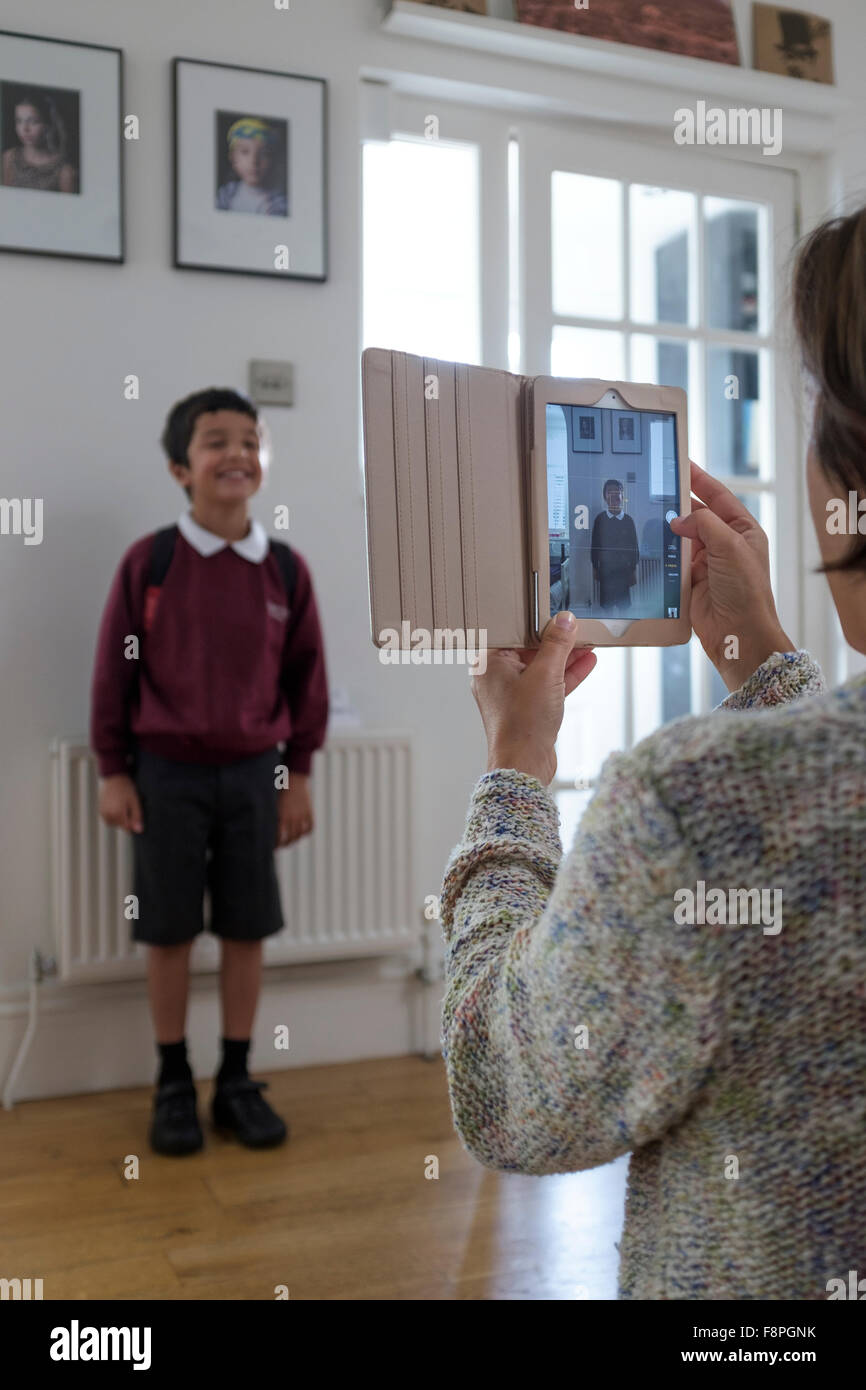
[[178, 510, 268, 563], [605, 509, 624, 520]]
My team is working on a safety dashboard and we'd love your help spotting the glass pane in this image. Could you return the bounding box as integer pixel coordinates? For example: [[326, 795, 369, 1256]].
[[552, 172, 623, 320], [630, 334, 689, 391], [635, 645, 703, 735], [708, 491, 766, 708], [555, 789, 595, 855], [709, 660, 732, 709], [704, 197, 761, 333], [632, 646, 662, 743], [706, 347, 761, 477], [556, 646, 627, 781], [662, 640, 693, 723], [551, 326, 625, 378], [736, 491, 763, 522], [629, 185, 696, 326], [362, 138, 480, 361], [634, 596, 693, 734]]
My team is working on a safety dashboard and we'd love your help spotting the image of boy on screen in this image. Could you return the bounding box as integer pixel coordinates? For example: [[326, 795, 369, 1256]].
[[590, 479, 639, 614]]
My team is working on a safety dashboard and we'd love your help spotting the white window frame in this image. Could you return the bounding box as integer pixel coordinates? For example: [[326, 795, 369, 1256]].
[[363, 92, 512, 369], [520, 117, 799, 640], [361, 89, 838, 709]]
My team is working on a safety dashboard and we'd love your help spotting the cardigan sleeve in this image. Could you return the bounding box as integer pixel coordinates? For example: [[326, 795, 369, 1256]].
[[89, 539, 150, 778], [714, 649, 826, 711], [438, 754, 725, 1176]]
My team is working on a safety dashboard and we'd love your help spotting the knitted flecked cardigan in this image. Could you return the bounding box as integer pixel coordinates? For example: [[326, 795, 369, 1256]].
[[439, 649, 866, 1299]]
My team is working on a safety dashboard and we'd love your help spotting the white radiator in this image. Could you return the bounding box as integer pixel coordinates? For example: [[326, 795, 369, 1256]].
[[50, 734, 415, 984]]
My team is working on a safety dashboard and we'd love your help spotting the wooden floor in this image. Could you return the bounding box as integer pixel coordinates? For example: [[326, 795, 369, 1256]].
[[0, 1055, 627, 1300]]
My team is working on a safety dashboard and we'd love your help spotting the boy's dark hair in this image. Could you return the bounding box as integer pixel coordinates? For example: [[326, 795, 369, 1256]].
[[160, 387, 259, 499], [603, 479, 624, 498]]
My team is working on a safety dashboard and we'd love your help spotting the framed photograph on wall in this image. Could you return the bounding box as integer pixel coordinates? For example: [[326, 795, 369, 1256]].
[[0, 29, 123, 262], [571, 407, 603, 453], [173, 57, 327, 281], [610, 409, 642, 453]]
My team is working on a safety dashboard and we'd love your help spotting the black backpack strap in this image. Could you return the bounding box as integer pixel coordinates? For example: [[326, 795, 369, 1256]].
[[269, 539, 297, 608], [147, 525, 179, 587], [147, 526, 295, 605]]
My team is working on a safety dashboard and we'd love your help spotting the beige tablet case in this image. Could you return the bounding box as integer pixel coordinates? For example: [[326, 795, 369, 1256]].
[[362, 347, 533, 648], [361, 347, 689, 650]]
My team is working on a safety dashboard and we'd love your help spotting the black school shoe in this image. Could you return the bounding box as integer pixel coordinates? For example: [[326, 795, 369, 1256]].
[[149, 1078, 204, 1156], [211, 1077, 288, 1148]]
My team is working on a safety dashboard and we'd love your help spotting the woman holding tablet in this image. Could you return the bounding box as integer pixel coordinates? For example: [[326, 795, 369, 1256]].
[[438, 207, 866, 1301]]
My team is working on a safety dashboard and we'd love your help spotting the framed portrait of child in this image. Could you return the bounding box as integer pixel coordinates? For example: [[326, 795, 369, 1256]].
[[0, 28, 123, 262], [173, 57, 327, 281]]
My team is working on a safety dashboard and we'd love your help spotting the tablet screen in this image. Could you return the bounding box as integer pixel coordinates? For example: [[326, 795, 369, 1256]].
[[546, 402, 682, 621]]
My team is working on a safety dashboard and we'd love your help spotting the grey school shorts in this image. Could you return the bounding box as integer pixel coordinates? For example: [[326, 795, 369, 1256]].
[[131, 746, 285, 946]]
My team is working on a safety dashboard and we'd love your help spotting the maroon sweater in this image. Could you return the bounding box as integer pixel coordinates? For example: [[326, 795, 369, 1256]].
[[90, 530, 329, 778]]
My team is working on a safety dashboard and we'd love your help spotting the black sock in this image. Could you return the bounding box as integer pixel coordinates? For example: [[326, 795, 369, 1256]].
[[217, 1037, 250, 1086], [157, 1038, 192, 1088]]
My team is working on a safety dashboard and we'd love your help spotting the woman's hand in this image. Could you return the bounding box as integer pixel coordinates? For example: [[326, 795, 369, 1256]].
[[670, 460, 794, 692], [98, 774, 144, 833], [276, 775, 314, 847], [471, 613, 597, 786]]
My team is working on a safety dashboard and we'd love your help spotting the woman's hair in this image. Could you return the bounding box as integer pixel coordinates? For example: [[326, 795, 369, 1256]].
[[792, 208, 866, 575], [160, 388, 259, 498], [14, 91, 67, 160]]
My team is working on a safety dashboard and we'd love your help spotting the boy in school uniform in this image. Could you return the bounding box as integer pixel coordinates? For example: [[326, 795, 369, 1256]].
[[90, 387, 329, 1156]]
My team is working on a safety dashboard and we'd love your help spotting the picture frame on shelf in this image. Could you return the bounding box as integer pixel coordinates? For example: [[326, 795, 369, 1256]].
[[752, 4, 834, 83], [417, 1, 489, 13], [514, 0, 741, 67]]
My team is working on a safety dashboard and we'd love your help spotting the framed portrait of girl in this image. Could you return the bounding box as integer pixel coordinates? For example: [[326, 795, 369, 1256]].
[[0, 29, 123, 262]]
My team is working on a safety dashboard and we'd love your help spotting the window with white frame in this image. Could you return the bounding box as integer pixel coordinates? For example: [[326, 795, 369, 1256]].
[[363, 133, 481, 364], [362, 95, 800, 844]]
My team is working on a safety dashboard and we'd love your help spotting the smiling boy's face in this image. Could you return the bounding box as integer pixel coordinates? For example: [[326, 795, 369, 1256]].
[[170, 410, 263, 505]]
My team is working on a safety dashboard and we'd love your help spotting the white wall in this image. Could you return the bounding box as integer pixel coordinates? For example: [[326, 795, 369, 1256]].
[[1, 0, 864, 1100]]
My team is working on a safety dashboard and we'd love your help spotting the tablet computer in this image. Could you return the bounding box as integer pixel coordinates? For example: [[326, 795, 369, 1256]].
[[530, 378, 691, 647], [361, 348, 691, 650]]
